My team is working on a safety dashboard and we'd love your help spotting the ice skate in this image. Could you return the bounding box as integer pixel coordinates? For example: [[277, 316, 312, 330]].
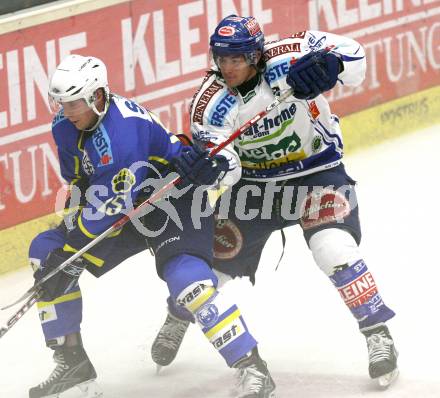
[[29, 344, 102, 398], [151, 312, 190, 371], [233, 348, 276, 398], [363, 324, 399, 388]]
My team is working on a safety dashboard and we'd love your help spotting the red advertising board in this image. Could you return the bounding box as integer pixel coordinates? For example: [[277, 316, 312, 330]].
[[0, 0, 439, 230]]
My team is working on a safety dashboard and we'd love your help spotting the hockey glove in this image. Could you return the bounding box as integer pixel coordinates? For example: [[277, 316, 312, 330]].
[[171, 145, 230, 186], [34, 248, 87, 302], [286, 49, 342, 100]]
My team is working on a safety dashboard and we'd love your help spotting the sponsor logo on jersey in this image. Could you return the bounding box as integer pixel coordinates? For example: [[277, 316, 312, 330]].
[[38, 304, 58, 324], [241, 103, 297, 143], [209, 92, 237, 127], [82, 150, 95, 175], [238, 133, 304, 170], [291, 31, 306, 39], [242, 89, 256, 104], [193, 80, 224, 124], [92, 125, 114, 167], [309, 100, 320, 119], [264, 43, 301, 61], [52, 109, 66, 128], [193, 129, 215, 144], [264, 60, 290, 83], [308, 33, 327, 50]]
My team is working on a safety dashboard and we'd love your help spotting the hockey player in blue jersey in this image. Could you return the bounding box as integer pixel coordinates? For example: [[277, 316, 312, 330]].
[[151, 15, 399, 391], [28, 54, 275, 398]]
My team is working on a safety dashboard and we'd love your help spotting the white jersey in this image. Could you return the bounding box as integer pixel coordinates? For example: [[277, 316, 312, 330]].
[[190, 30, 366, 183]]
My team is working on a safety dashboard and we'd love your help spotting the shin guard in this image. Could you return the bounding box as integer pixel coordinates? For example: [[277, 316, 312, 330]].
[[164, 254, 257, 366], [330, 260, 395, 329]]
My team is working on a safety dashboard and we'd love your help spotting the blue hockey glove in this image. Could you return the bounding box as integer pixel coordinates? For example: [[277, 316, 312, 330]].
[[34, 248, 87, 301], [171, 145, 230, 186], [286, 49, 342, 100]]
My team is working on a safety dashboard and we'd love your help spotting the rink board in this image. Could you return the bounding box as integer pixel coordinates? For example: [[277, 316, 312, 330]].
[[1, 0, 439, 274]]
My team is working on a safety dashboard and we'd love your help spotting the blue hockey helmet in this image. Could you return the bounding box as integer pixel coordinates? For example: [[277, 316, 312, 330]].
[[210, 15, 264, 64]]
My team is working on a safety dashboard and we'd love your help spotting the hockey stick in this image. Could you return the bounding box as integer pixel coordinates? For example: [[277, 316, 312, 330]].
[[0, 291, 41, 339], [0, 88, 294, 335]]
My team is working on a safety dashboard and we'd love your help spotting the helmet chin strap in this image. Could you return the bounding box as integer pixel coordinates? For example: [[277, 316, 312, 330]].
[[84, 90, 110, 132]]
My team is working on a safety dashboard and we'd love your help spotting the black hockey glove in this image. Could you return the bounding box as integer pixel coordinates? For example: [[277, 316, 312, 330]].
[[171, 145, 230, 186], [34, 248, 87, 301], [286, 49, 342, 100]]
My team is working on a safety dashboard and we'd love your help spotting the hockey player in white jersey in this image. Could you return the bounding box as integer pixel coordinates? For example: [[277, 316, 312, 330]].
[[151, 15, 399, 391]]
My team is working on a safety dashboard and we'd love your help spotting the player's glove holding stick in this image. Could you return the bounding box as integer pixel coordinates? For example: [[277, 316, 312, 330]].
[[171, 144, 230, 187], [286, 49, 343, 100], [33, 248, 87, 302]]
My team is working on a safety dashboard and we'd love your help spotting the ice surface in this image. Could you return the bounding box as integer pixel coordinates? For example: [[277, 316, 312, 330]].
[[1, 124, 439, 397]]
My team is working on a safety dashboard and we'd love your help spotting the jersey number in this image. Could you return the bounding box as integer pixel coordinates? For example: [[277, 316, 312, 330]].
[[99, 194, 127, 216]]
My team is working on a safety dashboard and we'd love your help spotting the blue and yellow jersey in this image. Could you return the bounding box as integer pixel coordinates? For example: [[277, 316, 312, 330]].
[[52, 94, 185, 254]]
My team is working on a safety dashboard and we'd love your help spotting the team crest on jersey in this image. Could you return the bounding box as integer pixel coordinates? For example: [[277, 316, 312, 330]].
[[111, 168, 136, 193], [82, 150, 95, 175], [312, 136, 323, 153]]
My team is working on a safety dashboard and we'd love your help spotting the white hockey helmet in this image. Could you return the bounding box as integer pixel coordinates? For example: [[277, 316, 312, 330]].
[[48, 54, 109, 117]]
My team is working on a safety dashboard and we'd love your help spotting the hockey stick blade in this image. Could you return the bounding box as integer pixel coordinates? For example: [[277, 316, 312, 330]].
[[1, 288, 35, 311], [1, 88, 294, 311]]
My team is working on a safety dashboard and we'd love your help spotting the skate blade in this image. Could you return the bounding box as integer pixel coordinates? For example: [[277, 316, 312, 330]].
[[377, 368, 399, 388], [40, 380, 103, 398], [156, 364, 163, 374], [77, 380, 103, 397]]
